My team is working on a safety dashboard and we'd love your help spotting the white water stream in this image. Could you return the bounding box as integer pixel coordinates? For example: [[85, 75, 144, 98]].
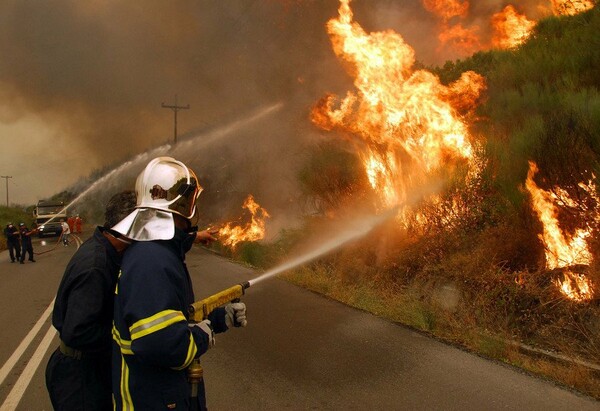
[[41, 102, 283, 226]]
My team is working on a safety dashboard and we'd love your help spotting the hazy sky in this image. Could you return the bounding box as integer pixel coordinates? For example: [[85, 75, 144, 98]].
[[0, 0, 551, 207]]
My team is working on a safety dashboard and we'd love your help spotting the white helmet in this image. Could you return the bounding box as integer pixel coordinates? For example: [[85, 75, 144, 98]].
[[112, 157, 202, 241]]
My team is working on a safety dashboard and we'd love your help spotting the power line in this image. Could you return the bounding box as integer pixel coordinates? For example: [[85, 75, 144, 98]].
[[161, 95, 190, 144], [0, 176, 12, 206]]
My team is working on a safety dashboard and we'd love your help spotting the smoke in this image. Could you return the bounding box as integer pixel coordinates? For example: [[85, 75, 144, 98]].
[[0, 0, 560, 207]]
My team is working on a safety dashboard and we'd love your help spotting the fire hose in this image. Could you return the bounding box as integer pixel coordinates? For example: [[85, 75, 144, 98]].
[[187, 281, 250, 410]]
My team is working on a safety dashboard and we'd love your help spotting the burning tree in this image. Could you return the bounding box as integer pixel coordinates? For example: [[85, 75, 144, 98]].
[[311, 0, 485, 215]]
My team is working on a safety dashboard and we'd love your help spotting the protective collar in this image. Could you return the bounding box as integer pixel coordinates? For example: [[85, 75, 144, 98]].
[[111, 208, 175, 241]]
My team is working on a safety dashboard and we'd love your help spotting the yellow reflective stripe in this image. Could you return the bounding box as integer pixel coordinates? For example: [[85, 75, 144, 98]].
[[120, 354, 134, 411], [112, 325, 133, 355], [172, 332, 197, 370], [129, 310, 186, 341]]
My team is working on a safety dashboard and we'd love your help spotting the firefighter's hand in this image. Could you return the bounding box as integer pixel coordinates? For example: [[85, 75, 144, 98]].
[[225, 302, 247, 328], [194, 228, 218, 245], [193, 320, 215, 349]]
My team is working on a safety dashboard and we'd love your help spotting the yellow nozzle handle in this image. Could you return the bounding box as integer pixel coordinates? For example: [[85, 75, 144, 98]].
[[188, 282, 249, 322]]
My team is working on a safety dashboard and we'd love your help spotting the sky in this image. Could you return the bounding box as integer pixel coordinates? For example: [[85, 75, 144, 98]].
[[0, 0, 552, 210]]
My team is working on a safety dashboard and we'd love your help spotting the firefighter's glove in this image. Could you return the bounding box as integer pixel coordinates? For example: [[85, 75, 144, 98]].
[[225, 302, 247, 328], [193, 320, 215, 349]]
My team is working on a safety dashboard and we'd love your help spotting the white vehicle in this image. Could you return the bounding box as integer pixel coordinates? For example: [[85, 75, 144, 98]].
[[34, 200, 67, 237]]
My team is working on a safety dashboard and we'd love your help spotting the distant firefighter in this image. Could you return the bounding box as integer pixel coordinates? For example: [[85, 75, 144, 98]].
[[74, 214, 82, 234], [18, 223, 36, 264], [3, 222, 21, 263]]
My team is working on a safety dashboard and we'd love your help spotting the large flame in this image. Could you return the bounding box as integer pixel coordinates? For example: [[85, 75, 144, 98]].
[[218, 195, 270, 248], [551, 0, 595, 16], [491, 5, 537, 49], [312, 0, 485, 209], [525, 161, 595, 301], [423, 0, 595, 56]]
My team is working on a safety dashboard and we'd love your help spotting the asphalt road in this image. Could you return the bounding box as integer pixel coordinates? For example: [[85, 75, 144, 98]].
[[0, 231, 598, 410]]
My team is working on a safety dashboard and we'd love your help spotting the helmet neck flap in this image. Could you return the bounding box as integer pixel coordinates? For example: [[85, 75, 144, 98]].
[[112, 157, 202, 241]]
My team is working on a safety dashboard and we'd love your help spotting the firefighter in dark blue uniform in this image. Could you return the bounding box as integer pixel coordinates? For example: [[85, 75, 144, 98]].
[[111, 157, 247, 411], [3, 222, 21, 262], [45, 191, 137, 411], [18, 222, 35, 263]]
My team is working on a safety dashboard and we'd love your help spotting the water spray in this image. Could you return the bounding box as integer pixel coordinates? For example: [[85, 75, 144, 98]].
[[189, 205, 400, 319], [186, 205, 399, 407], [186, 178, 444, 407], [39, 102, 284, 228]]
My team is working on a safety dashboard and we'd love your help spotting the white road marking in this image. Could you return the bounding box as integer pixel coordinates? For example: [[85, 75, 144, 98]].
[[0, 324, 57, 410], [0, 299, 55, 387]]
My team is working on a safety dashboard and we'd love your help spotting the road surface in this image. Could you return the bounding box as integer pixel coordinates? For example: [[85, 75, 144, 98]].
[[0, 232, 598, 410]]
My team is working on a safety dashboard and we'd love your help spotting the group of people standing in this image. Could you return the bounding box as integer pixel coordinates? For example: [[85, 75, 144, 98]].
[[66, 214, 83, 234], [45, 156, 246, 411], [3, 222, 36, 264]]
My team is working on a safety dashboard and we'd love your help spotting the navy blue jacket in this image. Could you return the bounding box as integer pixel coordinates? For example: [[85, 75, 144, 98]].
[[112, 227, 226, 410], [52, 226, 121, 351]]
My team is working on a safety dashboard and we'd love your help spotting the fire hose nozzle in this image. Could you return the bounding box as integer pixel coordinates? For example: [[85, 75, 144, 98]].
[[188, 282, 251, 322]]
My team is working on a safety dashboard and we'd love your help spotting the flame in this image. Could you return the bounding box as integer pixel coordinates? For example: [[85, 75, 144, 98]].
[[312, 0, 485, 210], [422, 0, 469, 22], [422, 0, 595, 55], [491, 5, 537, 49], [422, 1, 481, 56], [525, 161, 595, 301], [551, 0, 595, 16], [555, 270, 594, 301], [218, 195, 270, 248], [525, 162, 592, 269], [437, 23, 481, 56]]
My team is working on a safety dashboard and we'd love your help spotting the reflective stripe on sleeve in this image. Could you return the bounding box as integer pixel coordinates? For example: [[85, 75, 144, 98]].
[[129, 310, 186, 341], [172, 332, 198, 370]]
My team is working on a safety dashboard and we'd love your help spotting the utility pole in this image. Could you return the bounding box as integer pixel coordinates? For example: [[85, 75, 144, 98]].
[[1, 175, 12, 206], [161, 95, 190, 144]]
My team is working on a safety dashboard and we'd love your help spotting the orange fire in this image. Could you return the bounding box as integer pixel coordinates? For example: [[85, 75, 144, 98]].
[[556, 271, 594, 302], [437, 23, 481, 56], [422, 1, 481, 56], [491, 5, 537, 49], [422, 0, 595, 56], [218, 195, 270, 248], [422, 0, 469, 22], [525, 161, 595, 301], [312, 0, 484, 210], [551, 0, 595, 16]]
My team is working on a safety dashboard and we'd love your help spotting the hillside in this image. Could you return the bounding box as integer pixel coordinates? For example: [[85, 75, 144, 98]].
[[226, 6, 600, 399]]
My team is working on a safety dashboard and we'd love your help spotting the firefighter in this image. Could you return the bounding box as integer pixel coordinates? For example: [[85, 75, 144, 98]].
[[45, 191, 137, 411], [18, 222, 35, 263], [74, 214, 82, 233], [111, 157, 247, 411], [4, 222, 21, 263]]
